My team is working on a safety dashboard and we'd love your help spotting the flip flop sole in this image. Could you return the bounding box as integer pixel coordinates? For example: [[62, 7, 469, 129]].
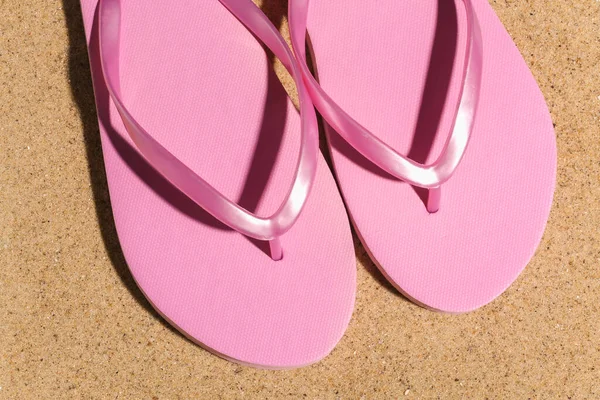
[[80, 0, 356, 368], [306, 0, 556, 312]]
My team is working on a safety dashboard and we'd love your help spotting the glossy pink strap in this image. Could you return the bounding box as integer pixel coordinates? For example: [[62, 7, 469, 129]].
[[289, 0, 483, 212], [98, 0, 319, 258]]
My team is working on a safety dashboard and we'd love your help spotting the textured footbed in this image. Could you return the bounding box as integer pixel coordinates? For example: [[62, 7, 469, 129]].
[[79, 0, 356, 368], [306, 0, 556, 313]]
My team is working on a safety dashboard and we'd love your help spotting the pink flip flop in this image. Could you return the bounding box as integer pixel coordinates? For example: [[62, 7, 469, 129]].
[[78, 0, 355, 368], [289, 0, 556, 313]]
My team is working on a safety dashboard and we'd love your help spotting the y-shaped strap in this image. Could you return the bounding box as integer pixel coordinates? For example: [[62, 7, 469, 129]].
[[288, 0, 483, 213], [98, 0, 320, 260]]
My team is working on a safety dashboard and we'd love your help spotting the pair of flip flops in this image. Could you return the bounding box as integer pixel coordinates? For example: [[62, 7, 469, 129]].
[[79, 0, 556, 368]]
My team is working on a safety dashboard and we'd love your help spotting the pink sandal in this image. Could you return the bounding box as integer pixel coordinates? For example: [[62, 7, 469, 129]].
[[289, 0, 556, 312], [79, 0, 355, 368]]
